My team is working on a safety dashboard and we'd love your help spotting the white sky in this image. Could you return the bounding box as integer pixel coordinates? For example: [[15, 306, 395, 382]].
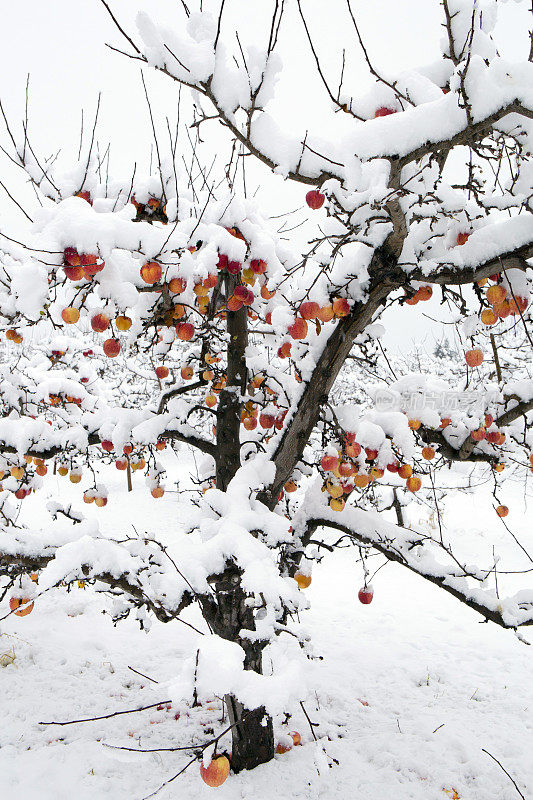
[[0, 0, 529, 354]]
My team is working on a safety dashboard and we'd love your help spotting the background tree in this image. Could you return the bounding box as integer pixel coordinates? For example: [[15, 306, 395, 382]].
[[1, 0, 533, 789]]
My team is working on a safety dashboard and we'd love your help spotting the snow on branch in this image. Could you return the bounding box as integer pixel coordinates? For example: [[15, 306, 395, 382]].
[[293, 501, 533, 631]]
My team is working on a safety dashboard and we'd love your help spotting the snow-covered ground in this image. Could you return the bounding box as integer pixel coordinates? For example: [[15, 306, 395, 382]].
[[1, 452, 532, 800]]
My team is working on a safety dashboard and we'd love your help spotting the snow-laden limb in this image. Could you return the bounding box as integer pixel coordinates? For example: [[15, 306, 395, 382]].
[[0, 411, 216, 460], [359, 372, 533, 465], [0, 520, 198, 623], [0, 462, 305, 641], [293, 492, 533, 630], [132, 6, 533, 177]]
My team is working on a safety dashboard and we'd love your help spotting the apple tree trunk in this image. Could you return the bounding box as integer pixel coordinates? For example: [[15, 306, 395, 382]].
[[208, 565, 274, 771]]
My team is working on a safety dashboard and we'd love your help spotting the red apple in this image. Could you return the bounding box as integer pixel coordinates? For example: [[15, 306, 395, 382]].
[[294, 572, 312, 589], [259, 412, 275, 429], [81, 253, 104, 276], [227, 295, 243, 311], [227, 260, 241, 275], [169, 277, 186, 294], [61, 307, 79, 324], [200, 756, 230, 788], [509, 296, 528, 315], [465, 348, 483, 367], [76, 190, 92, 204], [417, 286, 433, 301], [261, 284, 276, 300], [288, 317, 308, 340], [155, 366, 169, 379], [317, 305, 334, 322], [358, 587, 373, 604], [374, 107, 396, 118], [277, 342, 292, 358], [493, 300, 511, 319], [103, 338, 121, 357], [299, 301, 320, 320], [250, 258, 267, 275], [176, 322, 195, 341], [63, 265, 85, 281], [338, 460, 355, 477], [140, 261, 162, 284], [64, 247, 81, 266], [306, 190, 325, 210], [398, 464, 412, 479], [486, 284, 507, 305], [321, 454, 340, 472], [91, 313, 110, 333], [9, 597, 34, 616], [480, 309, 497, 326], [332, 297, 350, 317]]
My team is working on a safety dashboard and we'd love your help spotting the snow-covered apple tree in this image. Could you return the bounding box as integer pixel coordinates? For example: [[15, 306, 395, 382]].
[[1, 0, 533, 787]]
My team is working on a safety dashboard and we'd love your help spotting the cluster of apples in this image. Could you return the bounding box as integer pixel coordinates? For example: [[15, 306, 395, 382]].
[[57, 463, 83, 483], [319, 433, 422, 512], [48, 348, 67, 364], [403, 285, 433, 306], [5, 328, 23, 344], [241, 394, 287, 432], [176, 352, 226, 409], [131, 194, 168, 223], [62, 247, 105, 282], [199, 729, 303, 787], [48, 392, 83, 407], [60, 247, 124, 357], [277, 297, 351, 360], [145, 226, 353, 361], [413, 412, 509, 472], [465, 412, 506, 446], [139, 227, 270, 334], [478, 275, 528, 325], [0, 457, 46, 499], [102, 439, 166, 498], [83, 488, 108, 507], [275, 730, 302, 754]]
